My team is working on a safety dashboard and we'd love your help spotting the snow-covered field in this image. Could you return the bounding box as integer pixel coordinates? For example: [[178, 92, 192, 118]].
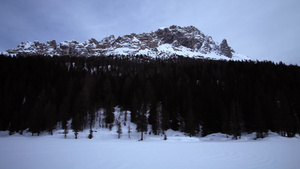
[[0, 130, 299, 169]]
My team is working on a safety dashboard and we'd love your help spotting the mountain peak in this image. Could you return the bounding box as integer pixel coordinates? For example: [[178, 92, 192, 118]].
[[4, 25, 250, 61]]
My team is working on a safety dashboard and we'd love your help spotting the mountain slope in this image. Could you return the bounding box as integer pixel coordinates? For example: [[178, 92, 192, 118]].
[[4, 25, 250, 60]]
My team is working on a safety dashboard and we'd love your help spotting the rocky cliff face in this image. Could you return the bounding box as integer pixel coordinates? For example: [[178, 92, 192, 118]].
[[5, 25, 248, 60]]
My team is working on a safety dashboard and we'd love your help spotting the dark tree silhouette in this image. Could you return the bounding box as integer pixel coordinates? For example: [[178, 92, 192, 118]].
[[0, 54, 300, 139]]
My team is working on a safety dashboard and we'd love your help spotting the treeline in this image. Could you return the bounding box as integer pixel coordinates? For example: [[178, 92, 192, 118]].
[[0, 54, 300, 139]]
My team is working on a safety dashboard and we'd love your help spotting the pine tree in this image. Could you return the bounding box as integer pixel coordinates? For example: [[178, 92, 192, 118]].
[[161, 104, 170, 135], [185, 107, 197, 137], [229, 100, 242, 139], [136, 105, 148, 141], [149, 101, 162, 135], [59, 96, 70, 139], [72, 113, 81, 139], [28, 90, 48, 136], [104, 108, 115, 130], [183, 91, 197, 137], [102, 78, 115, 129], [116, 120, 122, 139], [128, 123, 132, 139], [88, 129, 93, 139], [63, 124, 69, 139], [254, 97, 267, 139], [130, 95, 138, 123], [44, 101, 56, 135]]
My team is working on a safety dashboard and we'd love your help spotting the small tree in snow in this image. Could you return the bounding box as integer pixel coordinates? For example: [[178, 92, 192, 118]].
[[128, 123, 132, 139], [136, 105, 148, 141], [116, 120, 122, 139], [164, 134, 167, 140], [71, 113, 81, 139], [63, 126, 68, 139], [88, 129, 93, 139]]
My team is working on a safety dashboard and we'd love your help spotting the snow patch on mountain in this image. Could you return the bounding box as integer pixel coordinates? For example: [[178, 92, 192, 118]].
[[3, 25, 251, 61]]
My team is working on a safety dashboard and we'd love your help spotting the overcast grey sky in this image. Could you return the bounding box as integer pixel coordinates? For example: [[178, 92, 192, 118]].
[[1, 0, 299, 64]]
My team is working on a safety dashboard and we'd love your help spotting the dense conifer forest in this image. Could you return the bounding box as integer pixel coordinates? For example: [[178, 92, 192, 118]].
[[0, 54, 300, 139]]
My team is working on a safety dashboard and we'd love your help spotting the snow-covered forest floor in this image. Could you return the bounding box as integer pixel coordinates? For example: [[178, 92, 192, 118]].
[[1, 108, 300, 169], [0, 128, 299, 169]]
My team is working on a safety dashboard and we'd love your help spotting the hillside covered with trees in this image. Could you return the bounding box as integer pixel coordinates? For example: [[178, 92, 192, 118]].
[[0, 54, 300, 139]]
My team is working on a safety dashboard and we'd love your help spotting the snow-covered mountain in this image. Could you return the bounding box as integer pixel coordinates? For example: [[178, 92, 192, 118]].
[[4, 25, 250, 60]]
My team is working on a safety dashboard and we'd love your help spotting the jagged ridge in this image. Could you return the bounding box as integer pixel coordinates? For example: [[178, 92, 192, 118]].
[[5, 25, 250, 60]]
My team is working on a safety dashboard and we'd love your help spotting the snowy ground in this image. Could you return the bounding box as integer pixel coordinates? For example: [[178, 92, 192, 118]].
[[0, 130, 299, 169]]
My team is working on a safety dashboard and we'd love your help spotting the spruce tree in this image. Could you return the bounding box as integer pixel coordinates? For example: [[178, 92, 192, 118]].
[[59, 96, 70, 139], [88, 129, 93, 139], [128, 123, 132, 139], [116, 120, 122, 139], [71, 113, 81, 139], [136, 105, 148, 141], [229, 100, 242, 139], [149, 101, 161, 135]]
